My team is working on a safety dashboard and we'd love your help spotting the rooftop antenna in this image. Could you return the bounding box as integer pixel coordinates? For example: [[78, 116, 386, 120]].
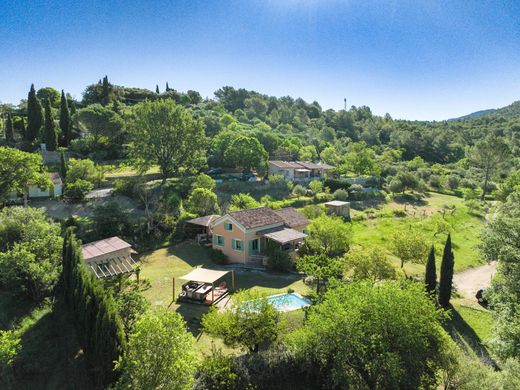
[[344, 98, 347, 111]]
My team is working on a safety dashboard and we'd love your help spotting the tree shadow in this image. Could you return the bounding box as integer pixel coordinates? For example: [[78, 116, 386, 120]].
[[0, 292, 39, 330], [12, 301, 94, 390], [392, 193, 428, 206], [174, 302, 211, 338], [443, 304, 498, 369]]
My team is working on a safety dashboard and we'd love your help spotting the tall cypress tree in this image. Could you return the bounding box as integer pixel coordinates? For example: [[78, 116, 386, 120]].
[[155, 84, 160, 94], [101, 75, 111, 106], [438, 234, 455, 307], [26, 84, 44, 143], [43, 98, 58, 151], [424, 245, 437, 298], [5, 113, 14, 143], [166, 82, 170, 91], [59, 90, 70, 147], [60, 152, 67, 180]]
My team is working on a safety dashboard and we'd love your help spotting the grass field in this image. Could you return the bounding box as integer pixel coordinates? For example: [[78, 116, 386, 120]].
[[350, 192, 485, 276], [138, 242, 310, 353]]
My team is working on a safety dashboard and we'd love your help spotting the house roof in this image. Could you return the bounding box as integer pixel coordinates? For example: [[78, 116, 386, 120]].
[[269, 160, 302, 169], [81, 236, 133, 260], [297, 161, 335, 170], [227, 207, 283, 230], [274, 207, 309, 228], [187, 215, 220, 227], [324, 200, 350, 207], [269, 160, 334, 170], [260, 227, 307, 244], [179, 268, 231, 283]]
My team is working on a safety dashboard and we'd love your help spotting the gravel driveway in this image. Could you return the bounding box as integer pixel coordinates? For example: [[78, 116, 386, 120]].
[[453, 261, 497, 299]]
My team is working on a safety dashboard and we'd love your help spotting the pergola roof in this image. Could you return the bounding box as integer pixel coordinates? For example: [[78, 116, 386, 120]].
[[186, 215, 220, 227], [179, 268, 230, 284], [260, 227, 307, 244], [87, 254, 139, 279]]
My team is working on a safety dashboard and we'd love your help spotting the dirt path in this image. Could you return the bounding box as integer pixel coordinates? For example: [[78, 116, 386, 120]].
[[453, 261, 497, 299]]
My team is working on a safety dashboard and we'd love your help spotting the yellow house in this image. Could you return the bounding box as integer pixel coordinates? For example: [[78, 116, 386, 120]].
[[211, 207, 309, 266]]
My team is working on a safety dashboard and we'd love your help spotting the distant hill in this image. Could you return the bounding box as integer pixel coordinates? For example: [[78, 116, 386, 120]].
[[450, 100, 520, 121]]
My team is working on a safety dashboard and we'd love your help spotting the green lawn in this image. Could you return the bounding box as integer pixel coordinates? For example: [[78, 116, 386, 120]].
[[138, 242, 311, 353], [350, 192, 485, 276]]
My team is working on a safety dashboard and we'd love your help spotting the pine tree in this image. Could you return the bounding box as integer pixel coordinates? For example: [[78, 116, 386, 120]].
[[43, 98, 58, 151], [424, 245, 437, 298], [26, 84, 44, 142], [155, 84, 160, 94], [5, 113, 14, 143], [59, 90, 70, 146], [438, 234, 455, 307], [60, 152, 67, 180]]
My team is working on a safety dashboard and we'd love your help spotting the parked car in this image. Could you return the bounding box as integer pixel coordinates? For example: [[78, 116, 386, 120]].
[[476, 288, 489, 306], [207, 168, 223, 176]]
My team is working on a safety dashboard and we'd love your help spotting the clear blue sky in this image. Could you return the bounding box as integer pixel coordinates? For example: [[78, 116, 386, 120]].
[[1, 0, 520, 120]]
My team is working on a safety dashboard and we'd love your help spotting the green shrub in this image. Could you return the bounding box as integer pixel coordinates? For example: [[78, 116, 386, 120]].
[[292, 184, 307, 197], [209, 248, 228, 265], [352, 213, 367, 222], [64, 179, 93, 202], [315, 192, 334, 202], [268, 174, 285, 185], [302, 204, 324, 219], [393, 209, 407, 217], [266, 247, 293, 272], [324, 178, 351, 192], [333, 188, 348, 201], [113, 177, 140, 197]]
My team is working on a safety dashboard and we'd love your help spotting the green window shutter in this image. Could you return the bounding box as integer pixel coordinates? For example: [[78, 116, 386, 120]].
[[248, 240, 253, 255], [212, 235, 217, 245]]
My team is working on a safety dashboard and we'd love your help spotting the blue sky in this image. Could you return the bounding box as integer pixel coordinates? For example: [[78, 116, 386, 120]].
[[1, 0, 520, 120]]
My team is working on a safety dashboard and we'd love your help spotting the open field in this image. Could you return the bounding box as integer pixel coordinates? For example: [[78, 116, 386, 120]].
[[349, 192, 485, 276]]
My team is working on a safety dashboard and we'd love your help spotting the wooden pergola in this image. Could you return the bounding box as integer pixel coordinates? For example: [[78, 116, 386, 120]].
[[175, 268, 235, 305]]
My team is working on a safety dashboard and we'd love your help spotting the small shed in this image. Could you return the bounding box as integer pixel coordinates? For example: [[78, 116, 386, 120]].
[[323, 200, 351, 217], [81, 236, 139, 279]]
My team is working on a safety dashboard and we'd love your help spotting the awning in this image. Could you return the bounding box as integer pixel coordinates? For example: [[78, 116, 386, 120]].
[[324, 200, 350, 207], [261, 227, 307, 244], [295, 168, 311, 172], [186, 215, 220, 227], [179, 268, 230, 284]]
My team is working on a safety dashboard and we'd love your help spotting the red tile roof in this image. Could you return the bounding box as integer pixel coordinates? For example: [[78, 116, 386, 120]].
[[228, 207, 284, 229], [274, 207, 309, 228], [81, 236, 132, 260]]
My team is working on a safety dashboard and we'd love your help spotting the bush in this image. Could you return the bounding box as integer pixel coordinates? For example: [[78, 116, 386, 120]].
[[302, 205, 325, 219], [265, 245, 293, 272], [447, 175, 460, 190], [333, 188, 349, 201], [209, 248, 228, 265], [324, 178, 351, 192], [92, 201, 129, 238], [393, 209, 407, 217], [292, 184, 307, 197], [428, 174, 442, 188], [460, 178, 477, 189], [268, 174, 285, 185], [64, 179, 93, 202], [309, 180, 323, 194], [113, 177, 140, 198], [315, 192, 334, 202]]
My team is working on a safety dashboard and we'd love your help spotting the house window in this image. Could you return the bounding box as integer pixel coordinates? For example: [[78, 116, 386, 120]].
[[224, 223, 233, 231], [216, 235, 224, 247], [232, 239, 243, 251]]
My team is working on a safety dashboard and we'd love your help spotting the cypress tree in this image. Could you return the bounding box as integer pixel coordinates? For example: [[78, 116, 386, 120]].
[[155, 84, 160, 94], [43, 98, 58, 151], [424, 245, 437, 298], [59, 90, 70, 146], [438, 234, 455, 307], [26, 84, 44, 142], [5, 113, 14, 143], [60, 152, 67, 180], [101, 75, 110, 106], [166, 82, 170, 91]]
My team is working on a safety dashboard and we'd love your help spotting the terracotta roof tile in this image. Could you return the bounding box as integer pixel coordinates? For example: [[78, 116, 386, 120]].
[[228, 207, 283, 229], [274, 207, 309, 228]]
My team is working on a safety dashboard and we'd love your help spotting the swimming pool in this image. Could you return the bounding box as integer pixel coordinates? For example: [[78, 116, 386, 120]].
[[265, 293, 312, 312]]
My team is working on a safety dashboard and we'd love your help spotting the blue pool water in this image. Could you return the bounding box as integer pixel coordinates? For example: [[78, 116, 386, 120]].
[[265, 293, 311, 312]]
